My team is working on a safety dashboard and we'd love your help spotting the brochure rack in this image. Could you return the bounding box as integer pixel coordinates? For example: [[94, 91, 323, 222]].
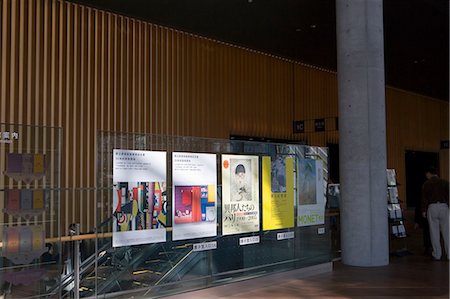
[[386, 169, 410, 256]]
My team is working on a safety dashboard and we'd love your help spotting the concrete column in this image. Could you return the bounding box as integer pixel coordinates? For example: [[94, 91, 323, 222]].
[[336, 0, 389, 266]]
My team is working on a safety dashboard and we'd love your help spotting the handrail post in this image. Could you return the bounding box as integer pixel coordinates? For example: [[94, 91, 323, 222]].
[[70, 223, 81, 299]]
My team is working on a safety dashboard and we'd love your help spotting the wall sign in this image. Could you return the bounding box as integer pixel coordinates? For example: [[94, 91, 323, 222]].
[[314, 119, 325, 132], [293, 121, 305, 133], [277, 231, 295, 240], [0, 131, 19, 144], [239, 236, 260, 246], [193, 241, 217, 252]]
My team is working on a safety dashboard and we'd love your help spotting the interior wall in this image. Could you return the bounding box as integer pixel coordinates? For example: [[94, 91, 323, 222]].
[[0, 0, 447, 231]]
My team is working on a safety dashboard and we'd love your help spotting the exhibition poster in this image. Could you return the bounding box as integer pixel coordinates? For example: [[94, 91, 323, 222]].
[[262, 156, 295, 230], [172, 152, 217, 241], [297, 158, 326, 227], [221, 155, 260, 235], [112, 150, 167, 247]]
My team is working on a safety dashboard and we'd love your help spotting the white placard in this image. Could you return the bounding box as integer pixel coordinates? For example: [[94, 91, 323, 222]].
[[239, 236, 260, 246], [112, 150, 167, 247], [193, 241, 217, 252], [297, 159, 326, 227], [172, 152, 217, 241], [318, 227, 325, 235], [277, 231, 295, 240]]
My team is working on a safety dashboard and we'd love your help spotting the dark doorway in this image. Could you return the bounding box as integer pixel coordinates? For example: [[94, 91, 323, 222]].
[[327, 143, 340, 183], [405, 150, 440, 208]]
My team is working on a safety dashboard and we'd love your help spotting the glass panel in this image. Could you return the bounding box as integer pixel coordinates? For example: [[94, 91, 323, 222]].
[[0, 123, 62, 298], [93, 132, 332, 298]]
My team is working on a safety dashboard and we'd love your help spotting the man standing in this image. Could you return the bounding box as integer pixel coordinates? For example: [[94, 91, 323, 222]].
[[422, 166, 449, 261]]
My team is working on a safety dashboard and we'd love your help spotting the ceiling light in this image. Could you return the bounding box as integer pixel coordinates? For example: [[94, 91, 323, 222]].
[[310, 24, 317, 29]]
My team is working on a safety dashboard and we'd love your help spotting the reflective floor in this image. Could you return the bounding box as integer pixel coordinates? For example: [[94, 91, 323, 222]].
[[164, 210, 449, 299], [163, 256, 448, 299]]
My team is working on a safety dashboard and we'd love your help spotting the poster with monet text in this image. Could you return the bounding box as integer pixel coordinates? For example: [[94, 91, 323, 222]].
[[297, 158, 326, 227]]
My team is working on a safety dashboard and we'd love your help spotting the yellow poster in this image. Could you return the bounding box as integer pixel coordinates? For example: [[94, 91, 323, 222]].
[[33, 154, 45, 174], [262, 156, 294, 230], [33, 190, 44, 209]]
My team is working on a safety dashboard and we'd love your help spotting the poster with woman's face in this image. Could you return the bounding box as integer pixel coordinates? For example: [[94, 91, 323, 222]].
[[230, 159, 252, 202], [222, 155, 260, 235]]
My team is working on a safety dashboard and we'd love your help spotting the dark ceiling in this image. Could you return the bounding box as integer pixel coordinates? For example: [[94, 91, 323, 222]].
[[71, 0, 449, 101]]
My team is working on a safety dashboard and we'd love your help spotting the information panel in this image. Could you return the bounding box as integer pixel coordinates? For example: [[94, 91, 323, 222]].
[[262, 156, 295, 230], [112, 150, 167, 247], [172, 152, 217, 241], [297, 159, 326, 227], [221, 155, 260, 235]]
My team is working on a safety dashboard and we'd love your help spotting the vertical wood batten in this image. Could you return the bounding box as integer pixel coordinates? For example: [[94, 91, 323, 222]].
[[0, 0, 7, 123], [42, 0, 50, 126], [17, 0, 25, 125], [9, 0, 17, 123], [138, 21, 143, 134]]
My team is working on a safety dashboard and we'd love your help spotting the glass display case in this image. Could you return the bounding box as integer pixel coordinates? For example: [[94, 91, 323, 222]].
[[85, 132, 332, 298], [0, 127, 334, 298], [0, 123, 62, 298]]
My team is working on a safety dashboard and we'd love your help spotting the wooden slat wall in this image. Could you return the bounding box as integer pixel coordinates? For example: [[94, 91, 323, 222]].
[[0, 0, 296, 232], [385, 88, 449, 201], [293, 64, 339, 145], [293, 72, 449, 203], [0, 0, 447, 231]]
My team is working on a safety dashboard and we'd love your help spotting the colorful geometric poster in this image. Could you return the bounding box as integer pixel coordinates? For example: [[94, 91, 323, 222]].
[[113, 149, 167, 247], [262, 156, 295, 230], [297, 159, 326, 227], [172, 152, 217, 241], [221, 155, 260, 235]]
